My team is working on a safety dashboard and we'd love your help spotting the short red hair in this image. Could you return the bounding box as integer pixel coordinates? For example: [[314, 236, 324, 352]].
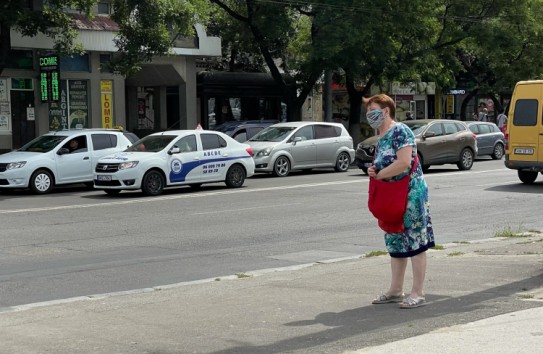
[[362, 94, 396, 118]]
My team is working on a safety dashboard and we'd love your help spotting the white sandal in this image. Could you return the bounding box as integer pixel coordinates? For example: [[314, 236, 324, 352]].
[[399, 296, 426, 308]]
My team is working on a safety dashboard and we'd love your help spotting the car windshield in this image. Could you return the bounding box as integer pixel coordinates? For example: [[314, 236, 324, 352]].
[[18, 135, 68, 153], [249, 126, 295, 142], [125, 135, 177, 152], [404, 122, 428, 135]]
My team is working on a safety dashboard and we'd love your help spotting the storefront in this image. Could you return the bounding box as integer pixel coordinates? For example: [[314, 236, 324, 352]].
[[1, 17, 221, 154]]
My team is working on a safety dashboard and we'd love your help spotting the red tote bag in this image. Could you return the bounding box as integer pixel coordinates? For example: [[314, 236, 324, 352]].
[[368, 156, 418, 233]]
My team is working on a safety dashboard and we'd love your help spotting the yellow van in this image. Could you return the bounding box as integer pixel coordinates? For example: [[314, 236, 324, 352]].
[[505, 80, 543, 183]]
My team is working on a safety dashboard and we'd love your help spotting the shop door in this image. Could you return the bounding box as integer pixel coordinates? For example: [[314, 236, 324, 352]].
[[10, 91, 35, 149]]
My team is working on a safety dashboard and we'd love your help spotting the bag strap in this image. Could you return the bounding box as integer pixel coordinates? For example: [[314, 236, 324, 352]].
[[410, 153, 419, 175], [373, 145, 419, 176]]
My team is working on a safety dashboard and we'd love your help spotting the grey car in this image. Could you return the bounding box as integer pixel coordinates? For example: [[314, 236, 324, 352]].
[[467, 121, 506, 159], [355, 119, 478, 173], [246, 121, 355, 177]]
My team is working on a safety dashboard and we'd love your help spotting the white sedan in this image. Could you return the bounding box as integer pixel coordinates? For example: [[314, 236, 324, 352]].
[[94, 130, 255, 196]]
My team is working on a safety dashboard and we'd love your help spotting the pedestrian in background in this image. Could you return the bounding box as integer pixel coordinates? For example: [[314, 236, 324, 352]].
[[478, 108, 488, 122], [364, 93, 435, 309], [497, 110, 508, 134], [405, 111, 415, 120]]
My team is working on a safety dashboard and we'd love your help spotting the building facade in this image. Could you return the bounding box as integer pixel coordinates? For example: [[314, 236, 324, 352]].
[[0, 5, 221, 153]]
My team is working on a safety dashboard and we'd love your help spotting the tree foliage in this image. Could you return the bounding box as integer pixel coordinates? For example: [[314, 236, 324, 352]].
[[110, 0, 210, 75]]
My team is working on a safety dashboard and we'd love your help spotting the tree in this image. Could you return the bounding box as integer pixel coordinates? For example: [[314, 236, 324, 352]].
[[209, 0, 335, 121], [0, 0, 96, 76], [455, 0, 543, 119], [110, 0, 210, 75], [205, 4, 266, 72]]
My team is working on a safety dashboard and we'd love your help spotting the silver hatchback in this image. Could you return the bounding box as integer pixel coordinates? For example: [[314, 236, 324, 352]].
[[467, 121, 506, 159], [246, 121, 355, 177]]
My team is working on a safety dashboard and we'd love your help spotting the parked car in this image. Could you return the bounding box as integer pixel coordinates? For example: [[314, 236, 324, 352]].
[[94, 130, 255, 196], [246, 121, 355, 177], [213, 120, 279, 142], [0, 129, 137, 194], [467, 121, 506, 159], [355, 119, 477, 173]]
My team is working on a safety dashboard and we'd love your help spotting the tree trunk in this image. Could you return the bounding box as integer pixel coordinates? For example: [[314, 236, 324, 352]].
[[460, 88, 479, 121], [345, 73, 373, 147]]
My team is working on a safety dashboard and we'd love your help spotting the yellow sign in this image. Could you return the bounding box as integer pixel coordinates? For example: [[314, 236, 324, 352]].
[[446, 95, 454, 114], [100, 80, 113, 128]]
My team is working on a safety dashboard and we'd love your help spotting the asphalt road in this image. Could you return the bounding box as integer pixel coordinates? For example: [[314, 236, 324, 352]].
[[0, 158, 541, 308]]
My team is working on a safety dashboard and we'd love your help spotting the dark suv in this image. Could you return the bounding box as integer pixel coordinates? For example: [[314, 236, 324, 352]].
[[214, 120, 278, 142]]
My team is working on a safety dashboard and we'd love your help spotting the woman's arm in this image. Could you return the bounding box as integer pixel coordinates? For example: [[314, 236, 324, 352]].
[[368, 146, 413, 180]]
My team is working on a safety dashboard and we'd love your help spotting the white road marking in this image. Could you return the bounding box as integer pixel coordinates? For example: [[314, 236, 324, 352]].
[[0, 168, 516, 215]]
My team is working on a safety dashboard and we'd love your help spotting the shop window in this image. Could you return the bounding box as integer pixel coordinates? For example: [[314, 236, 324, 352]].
[[97, 2, 110, 14], [99, 54, 112, 73], [6, 50, 33, 70], [60, 54, 90, 72]]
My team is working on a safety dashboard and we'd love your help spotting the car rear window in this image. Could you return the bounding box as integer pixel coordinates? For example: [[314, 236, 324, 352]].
[[201, 133, 227, 150], [92, 134, 118, 150], [123, 132, 139, 143], [444, 123, 460, 135], [315, 125, 340, 139], [478, 124, 491, 134], [513, 99, 538, 126]]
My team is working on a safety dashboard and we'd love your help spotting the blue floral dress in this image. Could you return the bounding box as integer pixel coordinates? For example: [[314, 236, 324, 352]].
[[373, 123, 435, 258]]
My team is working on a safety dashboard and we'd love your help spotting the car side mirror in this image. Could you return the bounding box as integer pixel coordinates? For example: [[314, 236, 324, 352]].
[[57, 148, 69, 155], [169, 147, 180, 155], [422, 131, 436, 139], [292, 136, 302, 145]]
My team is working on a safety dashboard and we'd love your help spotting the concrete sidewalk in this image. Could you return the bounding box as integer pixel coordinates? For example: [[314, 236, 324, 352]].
[[0, 235, 542, 353]]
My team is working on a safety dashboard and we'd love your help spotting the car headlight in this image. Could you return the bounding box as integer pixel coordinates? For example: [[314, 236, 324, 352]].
[[256, 147, 273, 157], [118, 161, 139, 170], [6, 161, 26, 170]]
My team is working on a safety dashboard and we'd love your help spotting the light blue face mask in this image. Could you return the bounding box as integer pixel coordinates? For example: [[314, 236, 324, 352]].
[[367, 109, 385, 129]]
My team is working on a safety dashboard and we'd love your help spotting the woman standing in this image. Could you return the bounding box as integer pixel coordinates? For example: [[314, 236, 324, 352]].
[[364, 94, 435, 309]]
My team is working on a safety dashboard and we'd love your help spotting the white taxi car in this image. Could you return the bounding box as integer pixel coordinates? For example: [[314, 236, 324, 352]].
[[94, 130, 255, 196], [0, 129, 137, 194]]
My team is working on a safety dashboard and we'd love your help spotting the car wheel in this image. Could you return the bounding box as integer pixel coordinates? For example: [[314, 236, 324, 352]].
[[190, 183, 202, 190], [225, 164, 246, 188], [84, 182, 94, 189], [142, 170, 165, 196], [104, 189, 121, 196], [457, 148, 474, 170], [518, 170, 538, 184], [334, 152, 351, 172], [273, 156, 290, 177], [29, 169, 54, 194], [491, 143, 505, 160], [361, 166, 368, 175]]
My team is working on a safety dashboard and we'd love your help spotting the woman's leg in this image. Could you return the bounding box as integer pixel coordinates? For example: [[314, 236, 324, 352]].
[[409, 251, 427, 298], [388, 257, 408, 295]]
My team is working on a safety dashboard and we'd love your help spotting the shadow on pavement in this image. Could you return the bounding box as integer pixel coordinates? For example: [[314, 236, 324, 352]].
[[211, 273, 543, 354]]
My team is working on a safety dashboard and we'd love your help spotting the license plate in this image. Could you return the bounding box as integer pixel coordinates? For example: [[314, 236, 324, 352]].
[[363, 162, 372, 167], [97, 175, 112, 181], [514, 148, 534, 155]]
